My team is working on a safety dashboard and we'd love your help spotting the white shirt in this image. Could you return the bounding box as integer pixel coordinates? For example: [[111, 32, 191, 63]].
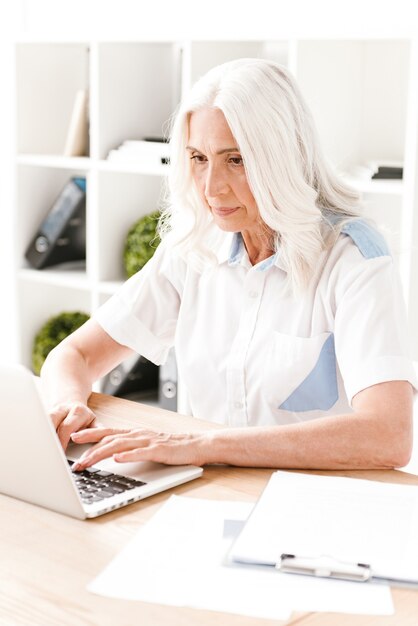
[[95, 221, 417, 426]]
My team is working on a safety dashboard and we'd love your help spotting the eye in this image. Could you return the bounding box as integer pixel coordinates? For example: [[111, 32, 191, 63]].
[[190, 154, 207, 163], [228, 155, 244, 166]]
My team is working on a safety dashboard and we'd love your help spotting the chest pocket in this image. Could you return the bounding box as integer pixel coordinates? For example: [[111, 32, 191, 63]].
[[272, 332, 338, 412]]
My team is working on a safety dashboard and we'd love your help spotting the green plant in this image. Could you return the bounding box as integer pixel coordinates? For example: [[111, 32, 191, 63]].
[[32, 311, 90, 375], [123, 211, 161, 278]]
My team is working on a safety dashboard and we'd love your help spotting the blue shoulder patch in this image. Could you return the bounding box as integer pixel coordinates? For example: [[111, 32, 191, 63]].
[[341, 220, 390, 259]]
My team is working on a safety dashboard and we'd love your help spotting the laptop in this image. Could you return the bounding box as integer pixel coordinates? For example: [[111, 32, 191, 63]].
[[0, 364, 203, 519]]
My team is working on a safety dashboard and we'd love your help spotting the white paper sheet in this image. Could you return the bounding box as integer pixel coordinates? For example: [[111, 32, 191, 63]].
[[88, 496, 393, 618]]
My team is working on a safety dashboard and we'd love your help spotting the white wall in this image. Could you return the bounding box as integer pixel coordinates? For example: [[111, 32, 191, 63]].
[[19, 0, 418, 40]]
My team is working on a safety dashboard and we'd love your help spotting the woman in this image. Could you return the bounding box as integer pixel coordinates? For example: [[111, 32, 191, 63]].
[[41, 58, 416, 471]]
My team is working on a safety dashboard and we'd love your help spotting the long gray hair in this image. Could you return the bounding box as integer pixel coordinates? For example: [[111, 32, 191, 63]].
[[160, 58, 362, 293]]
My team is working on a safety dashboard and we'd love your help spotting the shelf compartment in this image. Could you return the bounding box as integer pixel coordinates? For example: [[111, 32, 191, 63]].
[[97, 42, 181, 159], [96, 170, 165, 282], [16, 164, 91, 273], [16, 42, 90, 155], [188, 40, 289, 86], [295, 40, 410, 174], [16, 278, 92, 369]]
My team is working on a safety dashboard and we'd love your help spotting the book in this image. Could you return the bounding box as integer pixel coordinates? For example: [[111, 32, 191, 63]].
[[372, 166, 403, 180], [63, 90, 89, 157], [106, 139, 170, 167]]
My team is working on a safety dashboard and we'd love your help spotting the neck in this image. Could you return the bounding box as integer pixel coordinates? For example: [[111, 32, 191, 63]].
[[241, 228, 275, 265]]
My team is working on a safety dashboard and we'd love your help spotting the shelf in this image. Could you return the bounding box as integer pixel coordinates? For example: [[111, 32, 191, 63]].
[[17, 154, 91, 169], [97, 159, 169, 176], [18, 266, 91, 290], [98, 280, 124, 295], [342, 176, 404, 196], [17, 154, 170, 176]]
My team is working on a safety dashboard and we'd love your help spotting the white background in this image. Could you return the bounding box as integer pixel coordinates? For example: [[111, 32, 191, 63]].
[[1, 0, 418, 363]]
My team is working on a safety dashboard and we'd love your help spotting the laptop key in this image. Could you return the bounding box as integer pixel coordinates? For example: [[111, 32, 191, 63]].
[[82, 495, 104, 503], [113, 477, 146, 488], [95, 489, 116, 498], [108, 485, 125, 494], [110, 480, 136, 490]]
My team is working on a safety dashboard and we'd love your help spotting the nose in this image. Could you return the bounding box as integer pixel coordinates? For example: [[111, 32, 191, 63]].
[[204, 163, 230, 199]]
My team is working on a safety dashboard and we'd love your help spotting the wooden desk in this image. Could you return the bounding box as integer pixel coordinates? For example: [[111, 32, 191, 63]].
[[1, 393, 418, 626]]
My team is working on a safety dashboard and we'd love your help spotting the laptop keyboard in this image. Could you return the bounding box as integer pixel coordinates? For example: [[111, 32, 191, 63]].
[[68, 460, 146, 504]]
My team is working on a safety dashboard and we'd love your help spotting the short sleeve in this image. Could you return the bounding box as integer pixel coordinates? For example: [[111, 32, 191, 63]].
[[94, 243, 184, 365], [333, 254, 418, 403]]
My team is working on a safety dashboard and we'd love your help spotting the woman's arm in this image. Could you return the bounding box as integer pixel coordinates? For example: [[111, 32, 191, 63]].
[[40, 318, 134, 448], [205, 380, 413, 470], [70, 380, 413, 471]]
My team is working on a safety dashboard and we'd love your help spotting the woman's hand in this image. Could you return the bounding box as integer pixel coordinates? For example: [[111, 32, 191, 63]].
[[70, 426, 211, 470], [49, 402, 100, 450]]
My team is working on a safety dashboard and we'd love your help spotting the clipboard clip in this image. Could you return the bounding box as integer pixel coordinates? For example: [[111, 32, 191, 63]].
[[277, 554, 371, 582]]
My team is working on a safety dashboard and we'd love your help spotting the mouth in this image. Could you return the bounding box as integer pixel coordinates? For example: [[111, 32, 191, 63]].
[[211, 206, 240, 217]]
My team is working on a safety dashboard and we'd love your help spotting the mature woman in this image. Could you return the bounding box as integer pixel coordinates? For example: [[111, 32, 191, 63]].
[[41, 58, 416, 471]]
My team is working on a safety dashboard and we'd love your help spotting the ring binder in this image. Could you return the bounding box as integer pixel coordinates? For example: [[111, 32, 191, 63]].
[[277, 554, 371, 582], [25, 177, 86, 269]]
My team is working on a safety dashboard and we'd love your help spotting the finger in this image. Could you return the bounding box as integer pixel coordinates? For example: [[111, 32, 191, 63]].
[[70, 427, 129, 444], [49, 404, 72, 430], [58, 406, 96, 450], [72, 435, 143, 470]]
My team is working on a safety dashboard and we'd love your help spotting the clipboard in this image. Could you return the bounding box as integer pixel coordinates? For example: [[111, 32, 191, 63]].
[[227, 471, 418, 587]]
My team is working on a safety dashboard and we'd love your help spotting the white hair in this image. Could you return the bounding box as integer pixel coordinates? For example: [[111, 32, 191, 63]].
[[160, 58, 362, 293]]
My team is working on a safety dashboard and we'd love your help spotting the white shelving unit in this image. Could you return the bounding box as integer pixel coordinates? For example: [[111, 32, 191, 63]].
[[14, 37, 418, 381]]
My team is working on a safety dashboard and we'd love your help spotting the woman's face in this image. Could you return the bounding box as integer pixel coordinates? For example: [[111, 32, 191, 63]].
[[187, 108, 260, 233]]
